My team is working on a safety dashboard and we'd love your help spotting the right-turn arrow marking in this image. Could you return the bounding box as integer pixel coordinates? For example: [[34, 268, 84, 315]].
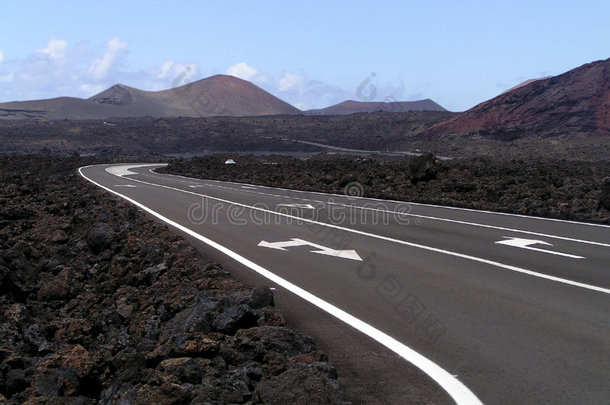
[[258, 238, 362, 261]]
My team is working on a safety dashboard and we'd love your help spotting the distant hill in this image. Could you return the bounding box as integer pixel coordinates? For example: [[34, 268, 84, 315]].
[[420, 58, 610, 140], [0, 75, 301, 120], [306, 99, 446, 115]]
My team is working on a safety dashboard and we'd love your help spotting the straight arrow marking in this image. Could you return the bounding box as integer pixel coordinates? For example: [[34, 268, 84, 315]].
[[495, 237, 585, 259], [258, 238, 362, 261]]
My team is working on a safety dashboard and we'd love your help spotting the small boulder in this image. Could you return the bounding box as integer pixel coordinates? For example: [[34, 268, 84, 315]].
[[407, 153, 437, 183], [86, 223, 115, 254], [37, 277, 70, 302], [49, 230, 69, 244], [248, 286, 275, 308]]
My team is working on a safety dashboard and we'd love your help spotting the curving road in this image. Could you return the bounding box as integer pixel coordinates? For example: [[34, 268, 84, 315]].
[[79, 163, 610, 405]]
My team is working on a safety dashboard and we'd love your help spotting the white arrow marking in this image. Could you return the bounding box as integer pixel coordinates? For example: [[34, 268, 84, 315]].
[[277, 203, 316, 209], [258, 238, 362, 261], [495, 237, 585, 259], [105, 165, 139, 177]]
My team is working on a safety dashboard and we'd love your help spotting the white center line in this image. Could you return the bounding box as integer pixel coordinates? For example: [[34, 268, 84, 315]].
[[105, 168, 610, 295]]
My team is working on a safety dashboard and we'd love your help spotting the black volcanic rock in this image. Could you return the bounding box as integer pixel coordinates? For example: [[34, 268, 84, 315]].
[[0, 155, 345, 403], [407, 153, 437, 183], [162, 154, 610, 224], [600, 177, 610, 211], [86, 222, 115, 254]]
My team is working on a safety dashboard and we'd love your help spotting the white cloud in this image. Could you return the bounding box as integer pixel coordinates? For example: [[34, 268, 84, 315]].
[[0, 51, 4, 63], [157, 61, 174, 79], [277, 72, 305, 92], [0, 37, 132, 101], [79, 83, 106, 95], [247, 71, 350, 110], [88, 37, 127, 80], [39, 39, 68, 62], [226, 62, 258, 80], [0, 72, 14, 82], [155, 60, 198, 88], [0, 38, 395, 111]]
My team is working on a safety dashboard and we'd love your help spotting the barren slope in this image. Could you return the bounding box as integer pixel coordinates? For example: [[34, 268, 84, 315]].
[[306, 99, 446, 115], [420, 58, 610, 140], [0, 75, 300, 119]]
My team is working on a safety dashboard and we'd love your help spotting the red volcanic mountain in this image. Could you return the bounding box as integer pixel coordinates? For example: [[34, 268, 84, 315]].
[[306, 99, 446, 115], [0, 75, 300, 120], [422, 58, 610, 140]]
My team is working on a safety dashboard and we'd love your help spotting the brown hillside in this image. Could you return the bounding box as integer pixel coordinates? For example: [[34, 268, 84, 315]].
[[0, 75, 300, 120], [421, 58, 610, 140], [306, 99, 446, 115]]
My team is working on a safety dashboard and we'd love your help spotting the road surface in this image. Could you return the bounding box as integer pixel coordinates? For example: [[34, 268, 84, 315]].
[[79, 163, 610, 405]]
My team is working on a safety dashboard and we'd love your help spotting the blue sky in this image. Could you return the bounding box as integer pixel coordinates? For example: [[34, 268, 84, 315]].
[[0, 1, 608, 111]]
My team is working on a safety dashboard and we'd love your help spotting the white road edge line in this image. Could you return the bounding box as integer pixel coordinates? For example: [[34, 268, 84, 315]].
[[79, 164, 483, 405], [158, 170, 610, 229], [112, 165, 610, 295]]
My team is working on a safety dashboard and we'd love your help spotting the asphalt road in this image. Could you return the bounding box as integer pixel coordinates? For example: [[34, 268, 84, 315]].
[[79, 163, 610, 405]]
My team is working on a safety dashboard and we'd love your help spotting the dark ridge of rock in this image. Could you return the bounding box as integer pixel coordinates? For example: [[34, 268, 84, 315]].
[[161, 154, 610, 224], [600, 177, 610, 211]]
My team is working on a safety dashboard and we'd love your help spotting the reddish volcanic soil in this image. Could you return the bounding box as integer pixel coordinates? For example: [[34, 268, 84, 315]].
[[422, 58, 610, 139]]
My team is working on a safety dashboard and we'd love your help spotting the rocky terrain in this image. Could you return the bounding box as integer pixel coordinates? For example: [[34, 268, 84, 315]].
[[161, 154, 610, 224], [0, 155, 346, 404], [1, 110, 607, 160], [0, 112, 454, 157]]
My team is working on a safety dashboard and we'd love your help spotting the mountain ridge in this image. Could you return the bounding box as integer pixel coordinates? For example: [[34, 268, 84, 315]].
[[418, 58, 610, 140], [305, 99, 446, 115], [0, 75, 301, 119], [0, 74, 446, 120]]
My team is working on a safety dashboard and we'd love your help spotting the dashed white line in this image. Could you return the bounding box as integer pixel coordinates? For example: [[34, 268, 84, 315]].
[[104, 166, 610, 295], [189, 180, 610, 248]]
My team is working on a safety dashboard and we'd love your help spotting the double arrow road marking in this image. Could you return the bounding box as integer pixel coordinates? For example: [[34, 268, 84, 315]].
[[495, 237, 585, 259], [258, 238, 362, 261], [261, 236, 586, 261]]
